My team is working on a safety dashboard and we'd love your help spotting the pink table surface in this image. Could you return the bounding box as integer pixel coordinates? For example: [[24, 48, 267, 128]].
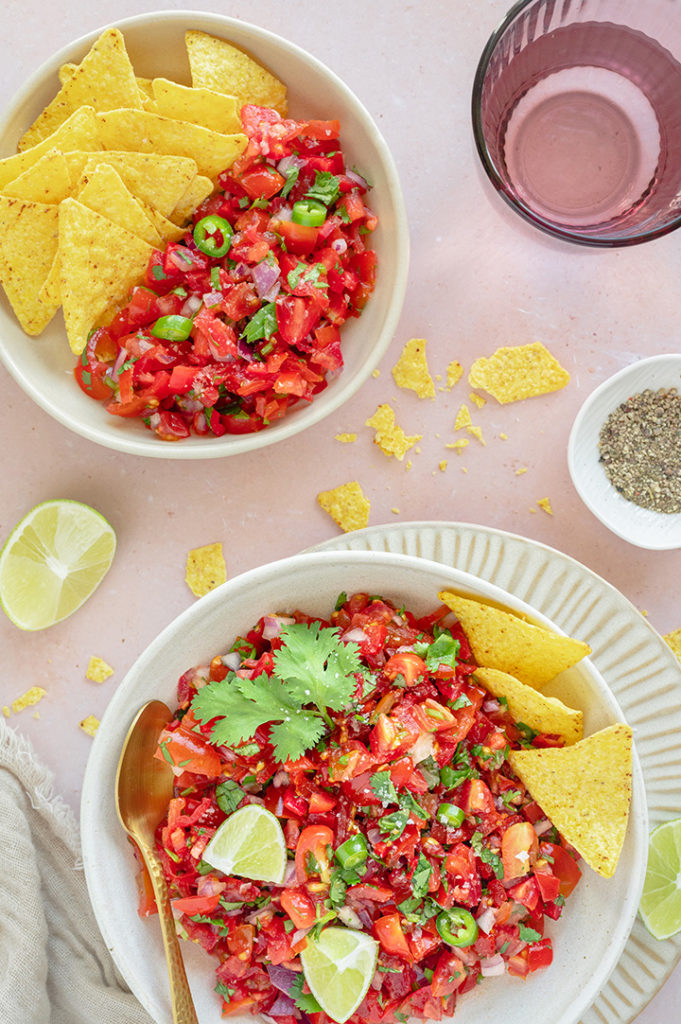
[[1, 1, 680, 1020]]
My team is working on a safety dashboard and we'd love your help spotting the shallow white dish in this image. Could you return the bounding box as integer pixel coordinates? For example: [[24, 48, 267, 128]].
[[567, 353, 681, 549], [81, 547, 647, 1024], [0, 10, 408, 458]]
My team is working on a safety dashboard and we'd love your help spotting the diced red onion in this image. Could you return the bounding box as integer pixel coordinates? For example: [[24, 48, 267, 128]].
[[252, 260, 281, 298], [456, 946, 478, 967], [282, 860, 297, 887], [269, 995, 298, 1016], [196, 875, 226, 897], [168, 249, 198, 271], [275, 205, 292, 223], [277, 154, 305, 176], [476, 907, 496, 934], [291, 927, 311, 946], [498, 936, 525, 957], [337, 906, 363, 929], [480, 955, 505, 977], [148, 412, 161, 429], [482, 699, 501, 713], [331, 237, 348, 254], [533, 818, 553, 836], [222, 651, 241, 671], [408, 732, 435, 764], [272, 770, 290, 787], [346, 168, 368, 190], [203, 290, 223, 308], [262, 280, 281, 303], [267, 964, 299, 994], [262, 614, 296, 641], [233, 261, 251, 278], [181, 294, 203, 318], [113, 346, 129, 375], [342, 627, 369, 644], [137, 337, 154, 353], [357, 909, 373, 930]]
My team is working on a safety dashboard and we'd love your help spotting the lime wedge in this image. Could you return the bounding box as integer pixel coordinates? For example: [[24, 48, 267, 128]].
[[300, 926, 378, 1024], [0, 499, 116, 630], [639, 818, 681, 940], [203, 804, 287, 883]]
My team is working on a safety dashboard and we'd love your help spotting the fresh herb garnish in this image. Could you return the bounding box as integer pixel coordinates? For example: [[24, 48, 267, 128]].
[[241, 301, 278, 345], [410, 853, 432, 897], [305, 170, 341, 206], [518, 923, 543, 943], [369, 771, 398, 805], [471, 831, 504, 880], [215, 779, 245, 815], [414, 630, 460, 670]]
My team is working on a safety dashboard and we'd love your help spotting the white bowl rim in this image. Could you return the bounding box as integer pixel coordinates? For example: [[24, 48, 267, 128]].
[[567, 352, 681, 550], [80, 546, 648, 1024], [0, 9, 409, 459]]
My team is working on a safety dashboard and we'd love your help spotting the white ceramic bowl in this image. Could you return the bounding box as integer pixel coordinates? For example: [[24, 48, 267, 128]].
[[81, 548, 647, 1024], [568, 354, 681, 549], [0, 11, 408, 458]]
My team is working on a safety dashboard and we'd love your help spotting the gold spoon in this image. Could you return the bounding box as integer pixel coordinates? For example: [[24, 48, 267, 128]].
[[116, 699, 199, 1024]]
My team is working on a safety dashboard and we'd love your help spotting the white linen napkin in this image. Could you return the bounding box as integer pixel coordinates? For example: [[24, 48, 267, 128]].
[[0, 719, 153, 1024]]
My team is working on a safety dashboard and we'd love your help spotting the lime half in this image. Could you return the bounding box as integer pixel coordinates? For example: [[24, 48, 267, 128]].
[[301, 926, 378, 1024], [203, 804, 287, 883], [0, 499, 116, 630], [640, 818, 681, 940]]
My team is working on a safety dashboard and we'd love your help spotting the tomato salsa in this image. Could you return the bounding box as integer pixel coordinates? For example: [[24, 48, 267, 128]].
[[74, 107, 378, 440], [142, 593, 581, 1022]]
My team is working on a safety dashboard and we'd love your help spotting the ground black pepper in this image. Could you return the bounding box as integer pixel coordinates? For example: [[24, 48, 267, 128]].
[[598, 387, 681, 514]]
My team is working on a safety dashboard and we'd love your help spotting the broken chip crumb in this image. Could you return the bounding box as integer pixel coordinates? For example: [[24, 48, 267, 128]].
[[468, 341, 570, 404], [469, 392, 486, 409], [405, 460, 413, 470], [33, 711, 40, 720], [391, 507, 400, 515], [499, 433, 508, 440], [185, 542, 227, 598], [663, 628, 681, 663], [391, 338, 436, 399], [454, 404, 472, 430], [466, 424, 486, 446], [11, 686, 47, 714], [80, 714, 100, 738], [515, 467, 528, 475], [439, 460, 448, 472], [3, 706, 10, 718], [446, 438, 470, 454], [334, 432, 357, 443], [537, 497, 554, 515], [447, 360, 463, 388], [366, 404, 422, 460], [317, 481, 370, 533], [372, 369, 380, 378], [86, 655, 114, 683]]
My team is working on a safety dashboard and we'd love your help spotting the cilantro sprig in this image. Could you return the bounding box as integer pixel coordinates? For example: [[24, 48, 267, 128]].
[[191, 621, 361, 763]]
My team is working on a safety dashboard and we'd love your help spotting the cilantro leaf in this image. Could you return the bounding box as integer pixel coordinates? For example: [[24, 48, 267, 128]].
[[398, 790, 427, 820], [242, 302, 277, 344], [379, 809, 409, 840], [289, 973, 323, 1012], [281, 165, 299, 199], [410, 853, 432, 898], [414, 630, 460, 670], [518, 923, 543, 943], [215, 780, 245, 815], [370, 771, 398, 805], [471, 831, 504, 880], [305, 170, 341, 206], [274, 621, 361, 715]]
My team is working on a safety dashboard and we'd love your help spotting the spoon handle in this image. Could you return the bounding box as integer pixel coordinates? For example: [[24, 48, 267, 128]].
[[142, 841, 199, 1024]]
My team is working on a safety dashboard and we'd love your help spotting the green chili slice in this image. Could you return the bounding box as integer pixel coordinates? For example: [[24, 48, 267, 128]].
[[150, 315, 194, 341], [436, 908, 479, 947], [291, 199, 327, 227], [436, 803, 465, 828], [334, 834, 368, 870], [193, 214, 234, 258]]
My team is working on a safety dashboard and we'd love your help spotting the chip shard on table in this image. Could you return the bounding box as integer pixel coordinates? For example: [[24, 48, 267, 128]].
[[80, 714, 100, 738], [12, 686, 47, 714], [334, 433, 357, 443], [447, 360, 463, 389], [86, 656, 114, 683], [366, 404, 422, 460], [391, 338, 436, 399], [317, 481, 370, 533], [469, 341, 570, 404], [454, 404, 472, 431], [439, 590, 591, 689], [537, 497, 554, 515], [185, 29, 288, 115], [509, 723, 633, 878], [185, 542, 227, 598], [664, 628, 681, 664]]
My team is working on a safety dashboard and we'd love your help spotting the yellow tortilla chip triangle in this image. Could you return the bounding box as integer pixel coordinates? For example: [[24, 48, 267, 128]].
[[185, 31, 287, 115], [185, 543, 227, 598], [75, 163, 162, 247], [473, 667, 583, 745], [96, 108, 247, 180], [317, 482, 370, 533], [170, 174, 214, 225], [143, 205, 187, 243], [439, 591, 591, 688], [508, 723, 633, 878], [39, 253, 61, 308], [391, 338, 436, 399], [151, 78, 241, 134], [58, 198, 153, 354], [19, 29, 141, 151], [468, 342, 570, 404], [0, 198, 59, 335], [1, 149, 72, 204], [68, 150, 198, 218], [0, 107, 100, 190]]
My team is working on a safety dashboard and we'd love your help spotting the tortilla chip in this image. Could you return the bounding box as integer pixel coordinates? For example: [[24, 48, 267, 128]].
[[508, 723, 633, 878], [135, 77, 156, 109], [185, 30, 288, 115], [70, 150, 198, 218], [391, 338, 436, 399], [185, 542, 227, 598], [469, 392, 486, 409], [467, 424, 486, 445], [96, 108, 247, 181], [447, 360, 463, 388], [335, 433, 357, 443], [142, 205, 187, 243], [1, 149, 72, 204], [454, 404, 472, 430], [58, 198, 153, 354], [75, 163, 163, 247], [317, 482, 370, 533], [86, 655, 114, 683], [80, 714, 100, 737], [12, 686, 47, 714], [445, 438, 469, 454], [438, 591, 591, 689], [170, 174, 214, 224], [151, 78, 241, 135], [39, 253, 61, 307], [366, 404, 421, 460], [57, 62, 78, 85], [664, 628, 681, 664], [537, 497, 554, 515], [19, 29, 141, 151], [0, 198, 59, 334], [469, 342, 570, 404], [0, 106, 100, 190], [473, 666, 583, 745]]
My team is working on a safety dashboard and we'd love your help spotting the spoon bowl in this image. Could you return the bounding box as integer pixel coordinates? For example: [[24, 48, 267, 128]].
[[115, 699, 199, 1024]]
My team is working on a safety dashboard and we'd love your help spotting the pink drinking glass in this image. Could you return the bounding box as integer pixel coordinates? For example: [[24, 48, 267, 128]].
[[472, 0, 681, 246]]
